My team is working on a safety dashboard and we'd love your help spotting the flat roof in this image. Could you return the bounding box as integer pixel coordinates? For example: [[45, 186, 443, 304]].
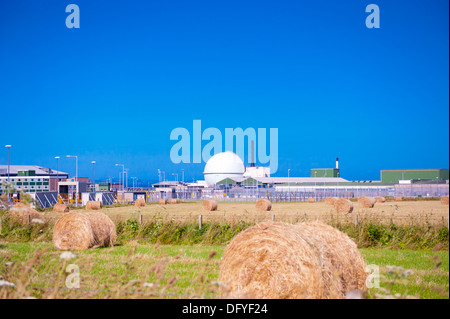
[[0, 165, 69, 176]]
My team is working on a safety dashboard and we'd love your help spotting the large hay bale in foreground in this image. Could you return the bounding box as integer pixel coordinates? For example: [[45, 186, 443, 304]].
[[219, 221, 367, 299], [7, 203, 41, 226], [441, 196, 449, 205], [325, 197, 338, 206], [135, 199, 146, 207], [53, 203, 69, 213], [159, 199, 168, 205], [334, 198, 354, 214], [255, 199, 272, 212], [377, 197, 386, 203], [170, 198, 178, 204], [202, 200, 218, 211], [308, 197, 315, 203], [53, 212, 116, 250], [86, 201, 102, 210], [358, 196, 376, 208], [294, 222, 367, 298], [219, 222, 323, 299]]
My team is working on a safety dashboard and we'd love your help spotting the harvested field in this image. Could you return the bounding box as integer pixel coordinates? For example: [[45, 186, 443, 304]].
[[38, 200, 450, 228]]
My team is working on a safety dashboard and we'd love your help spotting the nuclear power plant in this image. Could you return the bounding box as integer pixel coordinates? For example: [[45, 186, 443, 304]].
[[1, 150, 448, 207]]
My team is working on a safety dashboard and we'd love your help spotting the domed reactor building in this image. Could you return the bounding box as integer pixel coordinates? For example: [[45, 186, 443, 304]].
[[203, 151, 245, 186]]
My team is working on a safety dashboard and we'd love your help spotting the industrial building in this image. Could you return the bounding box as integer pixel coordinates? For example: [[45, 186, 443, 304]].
[[380, 169, 449, 184], [203, 151, 245, 186], [0, 165, 69, 194]]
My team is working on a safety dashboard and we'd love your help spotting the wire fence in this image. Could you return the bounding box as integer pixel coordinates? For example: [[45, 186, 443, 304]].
[[152, 184, 449, 203]]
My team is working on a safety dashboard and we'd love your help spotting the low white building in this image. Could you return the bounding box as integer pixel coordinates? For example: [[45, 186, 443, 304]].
[[243, 166, 270, 178]]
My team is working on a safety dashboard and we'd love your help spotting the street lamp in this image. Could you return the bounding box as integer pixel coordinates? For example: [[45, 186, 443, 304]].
[[91, 161, 96, 193], [5, 145, 11, 202], [131, 177, 137, 191], [172, 173, 178, 183], [181, 169, 184, 184], [55, 156, 60, 196], [115, 164, 125, 204], [66, 155, 78, 206]]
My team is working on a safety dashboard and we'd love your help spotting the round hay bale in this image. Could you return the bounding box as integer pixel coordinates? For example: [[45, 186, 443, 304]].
[[293, 222, 367, 298], [219, 222, 324, 299], [53, 203, 69, 213], [170, 198, 178, 204], [334, 198, 354, 214], [7, 203, 41, 226], [255, 199, 272, 212], [159, 199, 168, 205], [358, 196, 376, 208], [86, 201, 102, 210], [376, 197, 386, 203], [202, 200, 218, 211], [219, 221, 367, 299], [325, 197, 338, 206], [441, 196, 449, 205], [53, 212, 116, 250], [135, 199, 146, 207], [395, 197, 403, 201], [308, 197, 315, 203]]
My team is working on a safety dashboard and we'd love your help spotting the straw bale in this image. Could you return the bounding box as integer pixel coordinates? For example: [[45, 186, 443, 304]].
[[7, 203, 41, 226], [325, 197, 338, 206], [202, 200, 218, 211], [219, 221, 367, 299], [219, 222, 323, 299], [159, 199, 168, 205], [293, 222, 367, 297], [358, 196, 376, 208], [135, 199, 146, 207], [53, 203, 69, 213], [334, 198, 354, 214], [441, 196, 449, 205], [53, 212, 116, 250], [255, 199, 272, 212], [86, 201, 102, 210]]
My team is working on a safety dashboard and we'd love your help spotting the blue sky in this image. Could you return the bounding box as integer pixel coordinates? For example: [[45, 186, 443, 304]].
[[0, 0, 448, 184]]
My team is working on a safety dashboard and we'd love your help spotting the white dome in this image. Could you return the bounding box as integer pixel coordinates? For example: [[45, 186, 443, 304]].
[[203, 151, 245, 186]]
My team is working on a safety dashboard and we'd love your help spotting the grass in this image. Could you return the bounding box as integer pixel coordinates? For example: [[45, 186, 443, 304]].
[[1, 201, 448, 299], [0, 242, 448, 299]]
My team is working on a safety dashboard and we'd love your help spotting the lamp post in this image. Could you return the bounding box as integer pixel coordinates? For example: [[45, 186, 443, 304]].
[[5, 145, 11, 202], [91, 161, 96, 193], [115, 164, 125, 204], [131, 177, 137, 191], [66, 155, 78, 206], [181, 169, 184, 183], [55, 156, 60, 196]]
